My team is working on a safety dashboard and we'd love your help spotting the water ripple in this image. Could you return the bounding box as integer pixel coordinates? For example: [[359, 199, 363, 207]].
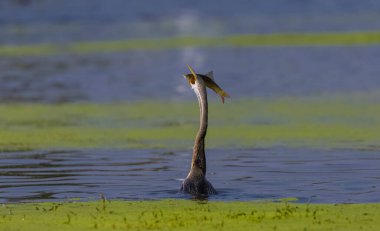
[[0, 147, 379, 203]]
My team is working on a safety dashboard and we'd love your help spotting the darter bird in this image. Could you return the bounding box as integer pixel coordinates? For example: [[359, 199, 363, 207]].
[[180, 64, 230, 197]]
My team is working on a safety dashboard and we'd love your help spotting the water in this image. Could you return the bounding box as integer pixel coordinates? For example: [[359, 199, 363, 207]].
[[1, 148, 379, 203], [2, 47, 380, 103], [2, 0, 380, 40]]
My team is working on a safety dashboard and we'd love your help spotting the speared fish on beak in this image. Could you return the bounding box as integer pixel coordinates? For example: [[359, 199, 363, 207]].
[[184, 64, 230, 103]]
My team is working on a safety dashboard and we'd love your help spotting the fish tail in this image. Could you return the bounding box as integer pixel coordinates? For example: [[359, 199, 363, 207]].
[[219, 90, 230, 104]]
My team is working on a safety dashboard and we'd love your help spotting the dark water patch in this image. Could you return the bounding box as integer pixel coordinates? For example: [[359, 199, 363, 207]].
[[0, 147, 379, 203]]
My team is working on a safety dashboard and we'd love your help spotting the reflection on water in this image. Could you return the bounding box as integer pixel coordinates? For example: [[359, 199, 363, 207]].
[[0, 148, 379, 203]]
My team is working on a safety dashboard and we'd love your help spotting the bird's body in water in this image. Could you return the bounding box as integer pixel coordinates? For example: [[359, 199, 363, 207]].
[[180, 65, 230, 197]]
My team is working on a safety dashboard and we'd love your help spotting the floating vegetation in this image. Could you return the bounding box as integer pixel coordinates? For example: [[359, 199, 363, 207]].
[[0, 93, 379, 151], [1, 31, 380, 56], [1, 199, 379, 231]]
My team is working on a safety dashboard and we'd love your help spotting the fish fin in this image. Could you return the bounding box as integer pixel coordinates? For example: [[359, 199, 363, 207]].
[[205, 71, 214, 80], [187, 64, 198, 81]]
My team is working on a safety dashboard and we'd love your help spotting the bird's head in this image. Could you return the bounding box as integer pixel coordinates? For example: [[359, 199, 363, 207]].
[[183, 73, 196, 86], [183, 64, 198, 87]]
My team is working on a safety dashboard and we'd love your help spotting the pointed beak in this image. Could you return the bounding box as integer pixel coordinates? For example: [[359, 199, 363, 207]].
[[187, 64, 198, 81]]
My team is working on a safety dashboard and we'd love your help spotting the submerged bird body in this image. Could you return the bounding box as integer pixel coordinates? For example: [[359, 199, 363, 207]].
[[180, 65, 229, 197]]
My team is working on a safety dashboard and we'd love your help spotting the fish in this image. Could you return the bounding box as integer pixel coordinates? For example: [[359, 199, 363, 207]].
[[184, 64, 230, 103]]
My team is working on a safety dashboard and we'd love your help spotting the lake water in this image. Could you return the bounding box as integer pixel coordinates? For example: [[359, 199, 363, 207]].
[[2, 47, 380, 103], [1, 147, 379, 203]]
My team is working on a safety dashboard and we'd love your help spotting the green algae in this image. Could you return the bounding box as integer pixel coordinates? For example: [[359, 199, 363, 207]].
[[1, 31, 380, 56], [0, 93, 380, 151], [1, 200, 379, 231]]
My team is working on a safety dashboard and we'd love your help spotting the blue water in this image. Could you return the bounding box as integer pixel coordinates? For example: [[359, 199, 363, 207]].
[[0, 148, 379, 203], [1, 0, 380, 25], [1, 47, 380, 103], [1, 0, 380, 44]]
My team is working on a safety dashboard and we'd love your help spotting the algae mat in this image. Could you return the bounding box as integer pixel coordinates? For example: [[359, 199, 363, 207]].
[[2, 31, 380, 57], [1, 200, 379, 231], [1, 95, 380, 151]]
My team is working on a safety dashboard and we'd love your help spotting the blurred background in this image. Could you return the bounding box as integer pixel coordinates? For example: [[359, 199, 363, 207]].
[[1, 0, 380, 103]]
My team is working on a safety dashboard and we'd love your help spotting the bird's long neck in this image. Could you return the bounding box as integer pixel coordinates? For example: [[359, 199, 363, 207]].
[[191, 79, 208, 175]]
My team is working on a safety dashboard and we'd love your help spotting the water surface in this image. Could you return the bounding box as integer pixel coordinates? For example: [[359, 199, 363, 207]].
[[1, 148, 379, 203], [2, 47, 380, 103]]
